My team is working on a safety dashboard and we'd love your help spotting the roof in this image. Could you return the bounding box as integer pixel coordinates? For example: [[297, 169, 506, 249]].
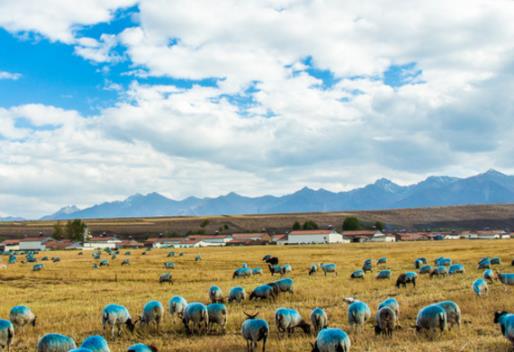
[[19, 236, 52, 242], [45, 240, 72, 250], [88, 236, 121, 242], [342, 230, 378, 237], [188, 235, 230, 240], [289, 230, 335, 236], [272, 234, 288, 241], [231, 233, 269, 240], [145, 237, 186, 243], [0, 239, 20, 245]]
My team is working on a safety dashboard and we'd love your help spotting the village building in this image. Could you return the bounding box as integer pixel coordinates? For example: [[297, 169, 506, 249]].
[[286, 229, 348, 244], [18, 236, 52, 251], [343, 230, 395, 243], [0, 239, 20, 251], [83, 236, 122, 250]]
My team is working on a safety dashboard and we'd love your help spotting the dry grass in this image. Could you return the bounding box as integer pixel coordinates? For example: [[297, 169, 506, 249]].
[[0, 240, 513, 351]]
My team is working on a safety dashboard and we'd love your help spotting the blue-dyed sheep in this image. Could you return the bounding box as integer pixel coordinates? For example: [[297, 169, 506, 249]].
[[351, 270, 365, 279], [494, 311, 514, 347], [195, 255, 202, 262], [0, 319, 14, 352], [478, 258, 491, 269], [37, 333, 76, 352], [69, 348, 93, 352], [346, 299, 371, 331], [249, 285, 276, 301], [102, 304, 135, 338], [207, 303, 228, 334], [280, 264, 292, 276], [242, 263, 248, 268], [267, 264, 282, 276], [167, 251, 175, 257], [209, 285, 225, 303], [377, 257, 387, 265], [233, 267, 252, 279], [10, 305, 36, 328], [419, 265, 432, 275], [430, 266, 448, 278], [448, 264, 465, 275], [434, 257, 452, 267], [241, 313, 269, 352], [252, 268, 263, 276], [140, 300, 164, 332], [80, 335, 110, 352], [311, 328, 350, 352], [275, 308, 311, 338], [491, 257, 502, 265], [182, 302, 209, 335], [309, 264, 318, 276], [164, 262, 175, 269], [378, 298, 400, 320], [472, 278, 488, 297], [127, 344, 158, 352], [121, 259, 130, 266], [8, 256, 16, 264], [498, 272, 514, 285], [228, 286, 246, 303], [33, 264, 44, 271], [414, 259, 424, 269], [434, 301, 461, 329], [376, 270, 391, 280], [52, 257, 60, 263], [416, 305, 447, 335], [99, 260, 109, 267], [124, 251, 131, 256], [320, 263, 337, 276], [266, 278, 294, 295], [362, 261, 373, 273], [159, 272, 173, 284], [375, 305, 397, 336], [310, 308, 328, 335], [169, 296, 188, 319], [483, 269, 498, 282], [396, 272, 417, 288]]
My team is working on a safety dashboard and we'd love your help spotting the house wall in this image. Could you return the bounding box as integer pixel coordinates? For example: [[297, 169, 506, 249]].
[[83, 242, 117, 249], [287, 234, 329, 244], [19, 241, 46, 251]]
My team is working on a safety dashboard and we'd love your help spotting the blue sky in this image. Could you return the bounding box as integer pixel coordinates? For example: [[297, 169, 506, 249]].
[[1, 0, 513, 218]]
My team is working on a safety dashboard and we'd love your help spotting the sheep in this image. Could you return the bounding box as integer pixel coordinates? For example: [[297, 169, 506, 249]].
[[102, 304, 135, 338], [414, 258, 424, 269], [92, 264, 99, 269], [7, 256, 15, 264], [228, 286, 246, 303], [416, 304, 447, 336], [512, 259, 514, 266], [434, 257, 451, 266], [242, 263, 248, 268], [494, 311, 514, 347], [478, 258, 491, 269], [491, 256, 502, 265], [268, 264, 282, 276], [310, 308, 328, 335], [483, 269, 498, 282], [434, 301, 461, 329], [169, 296, 188, 320], [396, 272, 417, 288], [209, 285, 225, 303], [266, 278, 294, 295], [430, 266, 448, 278], [309, 264, 318, 276], [99, 260, 109, 267], [263, 256, 279, 265], [249, 285, 276, 301], [9, 305, 36, 328], [0, 319, 14, 352], [207, 303, 228, 334], [472, 278, 488, 297], [498, 272, 514, 285], [241, 312, 269, 352], [417, 257, 428, 264], [124, 251, 131, 256], [69, 348, 93, 352], [182, 302, 209, 335], [51, 257, 61, 263], [37, 333, 77, 352], [351, 270, 365, 279], [127, 343, 158, 352], [41, 256, 49, 261], [280, 264, 292, 276], [320, 263, 337, 276], [252, 268, 263, 276], [140, 300, 164, 332], [376, 270, 391, 280], [448, 264, 465, 275], [345, 298, 371, 331], [167, 251, 175, 257], [275, 308, 311, 338], [121, 259, 130, 266], [378, 298, 400, 321], [159, 272, 173, 284], [164, 262, 175, 269], [419, 265, 433, 274], [33, 264, 44, 271], [80, 335, 110, 352], [377, 257, 387, 265], [310, 328, 351, 352], [375, 306, 397, 336], [233, 267, 252, 279], [362, 261, 373, 273], [195, 255, 202, 262]]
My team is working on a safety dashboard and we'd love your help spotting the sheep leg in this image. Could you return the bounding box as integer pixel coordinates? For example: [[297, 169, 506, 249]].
[[262, 336, 267, 352]]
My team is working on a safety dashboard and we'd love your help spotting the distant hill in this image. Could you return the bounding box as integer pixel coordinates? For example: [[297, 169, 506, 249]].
[[0, 216, 25, 222], [40, 169, 514, 220]]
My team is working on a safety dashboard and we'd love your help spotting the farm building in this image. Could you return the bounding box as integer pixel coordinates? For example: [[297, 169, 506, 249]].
[[83, 236, 122, 250], [188, 234, 232, 247], [286, 229, 348, 244], [19, 236, 52, 251], [0, 239, 20, 251], [343, 230, 394, 243], [231, 232, 271, 242], [117, 239, 144, 248]]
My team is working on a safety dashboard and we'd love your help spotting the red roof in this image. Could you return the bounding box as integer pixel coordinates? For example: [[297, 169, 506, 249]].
[[19, 236, 51, 242], [188, 235, 229, 240], [232, 233, 269, 240], [45, 240, 72, 250], [145, 237, 184, 243], [289, 230, 335, 236], [0, 239, 20, 245]]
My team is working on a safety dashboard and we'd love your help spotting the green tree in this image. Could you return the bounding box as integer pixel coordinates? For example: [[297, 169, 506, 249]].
[[374, 221, 385, 231], [65, 219, 87, 242], [53, 221, 64, 240], [200, 219, 209, 228], [302, 220, 319, 230], [292, 221, 301, 230], [343, 216, 361, 231]]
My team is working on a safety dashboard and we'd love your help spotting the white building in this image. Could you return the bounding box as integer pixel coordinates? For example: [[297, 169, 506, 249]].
[[19, 237, 52, 251], [83, 237, 122, 250], [286, 229, 348, 245], [0, 239, 20, 251], [368, 232, 397, 242]]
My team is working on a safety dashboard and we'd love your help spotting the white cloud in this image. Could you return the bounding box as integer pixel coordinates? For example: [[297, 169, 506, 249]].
[[0, 71, 22, 80]]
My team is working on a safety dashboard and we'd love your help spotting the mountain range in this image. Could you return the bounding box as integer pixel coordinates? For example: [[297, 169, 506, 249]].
[[27, 169, 514, 220]]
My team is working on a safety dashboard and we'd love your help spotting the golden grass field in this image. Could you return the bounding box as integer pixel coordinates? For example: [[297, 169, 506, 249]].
[[1, 240, 513, 352]]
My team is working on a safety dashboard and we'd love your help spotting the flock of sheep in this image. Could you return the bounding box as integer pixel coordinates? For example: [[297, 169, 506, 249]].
[[0, 249, 514, 352]]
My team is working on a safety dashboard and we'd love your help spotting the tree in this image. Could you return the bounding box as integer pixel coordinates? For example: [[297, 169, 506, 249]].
[[374, 221, 385, 231], [65, 219, 87, 242], [343, 217, 361, 231], [292, 221, 302, 230], [302, 220, 319, 230], [53, 221, 64, 240]]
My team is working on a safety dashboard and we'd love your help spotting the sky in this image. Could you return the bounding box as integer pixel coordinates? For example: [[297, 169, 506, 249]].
[[1, 0, 514, 218]]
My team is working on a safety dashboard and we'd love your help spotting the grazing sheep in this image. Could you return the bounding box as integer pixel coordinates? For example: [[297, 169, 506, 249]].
[[124, 251, 131, 256], [416, 305, 447, 335], [309, 264, 318, 276], [207, 303, 228, 334], [478, 258, 491, 269], [233, 267, 252, 279], [249, 285, 276, 301], [491, 257, 502, 265], [375, 306, 397, 336], [414, 259, 424, 269], [448, 264, 465, 275], [52, 257, 60, 263], [140, 301, 164, 332], [167, 251, 175, 257], [435, 257, 452, 267], [320, 263, 337, 276], [377, 257, 387, 265], [267, 278, 294, 294], [241, 312, 269, 352], [99, 260, 109, 267], [418, 265, 432, 274], [164, 262, 175, 269], [378, 298, 400, 321], [195, 255, 202, 262], [494, 311, 514, 347], [80, 335, 110, 352], [268, 264, 282, 276], [396, 272, 417, 288], [498, 272, 514, 285], [127, 343, 158, 352], [183, 302, 209, 335], [159, 272, 173, 284], [0, 319, 14, 352], [32, 264, 44, 271], [121, 259, 130, 266], [102, 304, 135, 338], [473, 278, 488, 297], [362, 261, 373, 273], [9, 305, 36, 328], [209, 285, 225, 303], [41, 256, 49, 261], [228, 286, 246, 303], [37, 333, 77, 352], [169, 296, 188, 319], [351, 270, 365, 279], [252, 268, 263, 276], [376, 270, 391, 280], [92, 264, 99, 269], [430, 266, 449, 278], [346, 299, 371, 331], [8, 256, 15, 264], [280, 264, 292, 276], [242, 263, 248, 268], [435, 301, 461, 329], [310, 308, 328, 335], [275, 308, 311, 338], [69, 348, 93, 352], [311, 328, 351, 352], [483, 269, 498, 282], [417, 257, 428, 264], [263, 256, 279, 265]]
